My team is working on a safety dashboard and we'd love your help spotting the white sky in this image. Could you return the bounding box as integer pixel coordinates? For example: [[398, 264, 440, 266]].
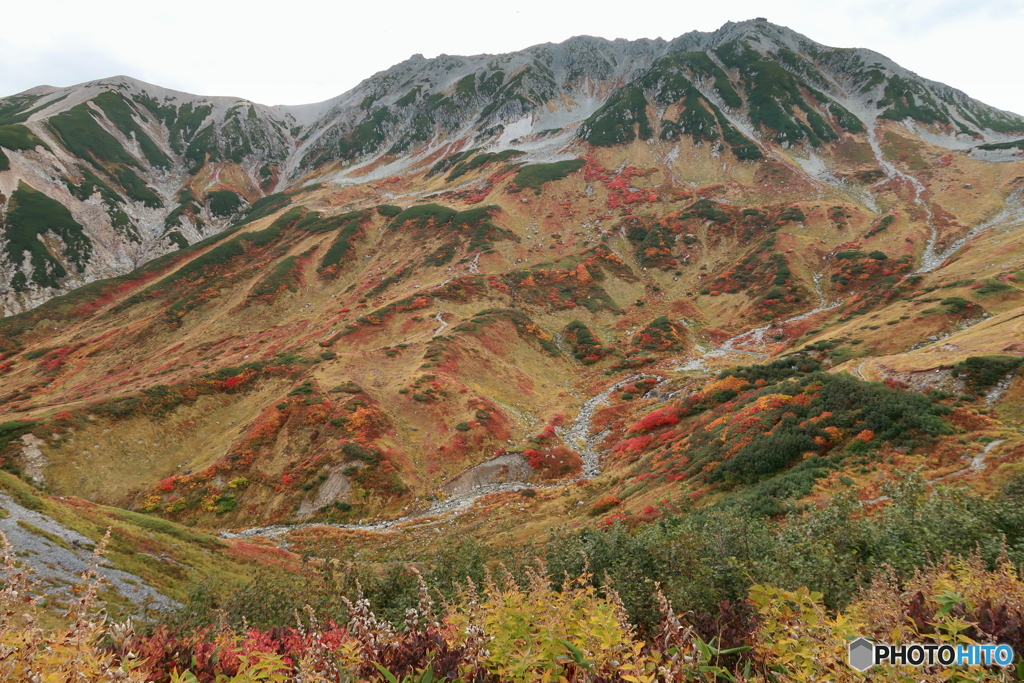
[[1, 0, 1021, 116]]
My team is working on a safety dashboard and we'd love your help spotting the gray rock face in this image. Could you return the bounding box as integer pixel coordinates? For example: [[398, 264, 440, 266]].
[[0, 492, 174, 612]]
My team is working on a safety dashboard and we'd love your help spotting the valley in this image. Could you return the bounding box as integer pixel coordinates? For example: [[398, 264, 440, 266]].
[[1, 17, 1024, 681]]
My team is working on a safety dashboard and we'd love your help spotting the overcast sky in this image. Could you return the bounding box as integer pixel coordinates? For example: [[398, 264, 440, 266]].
[[1, 0, 1021, 115]]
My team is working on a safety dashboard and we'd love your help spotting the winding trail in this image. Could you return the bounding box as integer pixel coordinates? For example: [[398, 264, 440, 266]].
[[221, 375, 644, 540], [855, 360, 869, 380], [861, 439, 1005, 505]]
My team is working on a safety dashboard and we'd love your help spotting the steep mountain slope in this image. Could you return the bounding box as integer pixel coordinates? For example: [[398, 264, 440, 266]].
[[0, 18, 1022, 569], [2, 19, 1022, 316]]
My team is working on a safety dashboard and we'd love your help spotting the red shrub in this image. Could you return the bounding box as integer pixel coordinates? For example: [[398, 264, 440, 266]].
[[627, 407, 680, 433]]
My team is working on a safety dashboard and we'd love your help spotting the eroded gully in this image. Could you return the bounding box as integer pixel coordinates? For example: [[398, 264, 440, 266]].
[[221, 375, 645, 541]]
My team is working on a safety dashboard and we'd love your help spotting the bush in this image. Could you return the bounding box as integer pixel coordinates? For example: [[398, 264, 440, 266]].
[[375, 204, 402, 217], [342, 443, 378, 463], [207, 190, 242, 217], [940, 296, 971, 313], [512, 159, 585, 192], [974, 278, 1014, 296], [952, 355, 1023, 391], [579, 85, 652, 146], [591, 494, 621, 515]]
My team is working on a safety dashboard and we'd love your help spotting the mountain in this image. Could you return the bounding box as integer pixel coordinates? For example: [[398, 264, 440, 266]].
[[1, 19, 1022, 314], [1, 18, 1023, 620]]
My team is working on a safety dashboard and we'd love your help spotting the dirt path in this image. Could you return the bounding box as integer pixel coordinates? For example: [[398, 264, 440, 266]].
[[861, 439, 1006, 505], [855, 360, 869, 380]]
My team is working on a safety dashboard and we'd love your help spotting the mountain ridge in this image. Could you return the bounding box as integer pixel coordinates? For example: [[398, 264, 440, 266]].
[[2, 19, 1021, 313]]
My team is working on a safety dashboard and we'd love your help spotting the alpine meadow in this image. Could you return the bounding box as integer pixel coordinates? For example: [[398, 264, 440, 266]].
[[2, 17, 1024, 682]]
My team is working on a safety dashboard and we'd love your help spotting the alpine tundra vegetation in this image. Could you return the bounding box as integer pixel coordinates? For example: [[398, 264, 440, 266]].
[[1, 17, 1024, 682]]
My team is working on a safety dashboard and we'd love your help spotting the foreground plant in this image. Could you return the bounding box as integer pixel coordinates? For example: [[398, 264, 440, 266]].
[[0, 529, 151, 681]]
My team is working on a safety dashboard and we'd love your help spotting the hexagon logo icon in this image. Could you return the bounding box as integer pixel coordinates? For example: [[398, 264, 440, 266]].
[[848, 637, 875, 671]]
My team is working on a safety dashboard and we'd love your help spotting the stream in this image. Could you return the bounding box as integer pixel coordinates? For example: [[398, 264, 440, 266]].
[[923, 187, 1024, 271], [678, 273, 841, 371], [221, 375, 644, 540], [432, 310, 448, 337]]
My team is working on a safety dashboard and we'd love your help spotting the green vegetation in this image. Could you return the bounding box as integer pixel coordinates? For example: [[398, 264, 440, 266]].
[[391, 204, 509, 253], [677, 51, 742, 107], [110, 508, 225, 548], [877, 75, 950, 125], [47, 103, 139, 167], [828, 101, 865, 133], [91, 92, 169, 168], [45, 102, 163, 207], [713, 102, 763, 160], [0, 94, 42, 126], [662, 90, 719, 143], [579, 85, 652, 146], [207, 190, 242, 217], [445, 149, 524, 180], [973, 278, 1015, 296], [170, 102, 214, 151], [2, 182, 92, 290], [183, 124, 217, 172], [390, 203, 456, 227], [166, 231, 188, 249], [0, 470, 44, 510], [633, 315, 686, 352], [428, 148, 477, 177], [150, 212, 296, 291], [563, 320, 615, 364], [864, 214, 895, 238], [475, 64, 553, 125], [977, 138, 1024, 151], [67, 165, 122, 206], [318, 218, 365, 274], [548, 475, 1024, 629], [0, 124, 49, 152], [240, 191, 291, 224], [248, 255, 301, 301], [952, 355, 1023, 392], [163, 468, 1024, 648], [609, 357, 953, 525], [0, 420, 37, 451], [453, 308, 560, 355], [512, 159, 585, 192], [375, 204, 402, 217], [684, 198, 731, 224], [337, 107, 394, 160], [112, 166, 163, 208], [16, 520, 71, 550], [714, 371, 945, 480], [714, 41, 838, 147], [342, 442, 379, 464]]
